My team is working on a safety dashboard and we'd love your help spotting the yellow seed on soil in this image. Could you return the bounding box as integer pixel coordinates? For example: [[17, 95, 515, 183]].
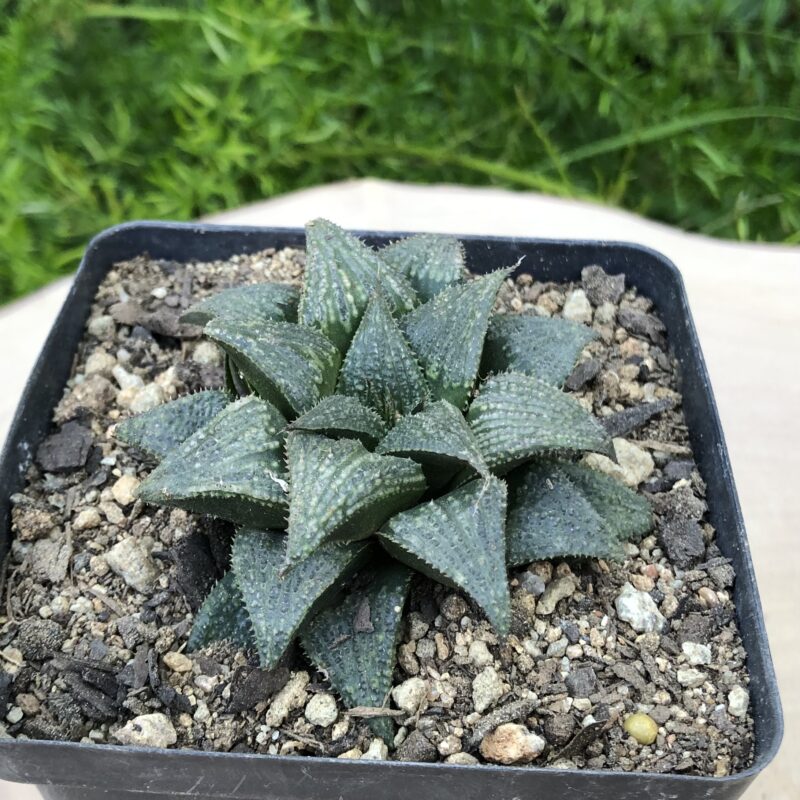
[[623, 713, 659, 745]]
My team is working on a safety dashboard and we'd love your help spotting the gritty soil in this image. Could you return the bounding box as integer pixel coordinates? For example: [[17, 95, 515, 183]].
[[0, 246, 754, 775]]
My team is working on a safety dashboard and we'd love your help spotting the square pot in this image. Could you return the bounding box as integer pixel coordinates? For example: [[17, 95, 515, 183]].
[[0, 222, 782, 800]]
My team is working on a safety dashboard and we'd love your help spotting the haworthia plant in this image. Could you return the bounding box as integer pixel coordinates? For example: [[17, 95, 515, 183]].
[[376, 399, 489, 485], [337, 293, 427, 423], [231, 529, 370, 669], [119, 219, 653, 743], [206, 318, 340, 416], [402, 268, 511, 410], [380, 233, 465, 302], [302, 561, 412, 742], [179, 283, 299, 327], [505, 460, 651, 565], [468, 372, 613, 472], [284, 432, 426, 566], [299, 218, 417, 350], [136, 397, 290, 529], [288, 395, 387, 446], [117, 389, 228, 459], [483, 313, 598, 386], [379, 476, 511, 634], [187, 571, 255, 652]]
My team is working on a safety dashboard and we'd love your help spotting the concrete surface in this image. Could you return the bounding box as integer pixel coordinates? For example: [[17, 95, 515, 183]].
[[1, 179, 797, 798]]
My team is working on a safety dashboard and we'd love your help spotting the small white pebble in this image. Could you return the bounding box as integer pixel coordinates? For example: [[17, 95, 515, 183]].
[[111, 474, 140, 506], [472, 666, 505, 713], [562, 289, 593, 324], [163, 652, 193, 673], [114, 713, 177, 748], [337, 747, 363, 760], [391, 677, 427, 714], [361, 738, 388, 760], [194, 675, 217, 694], [73, 508, 102, 531], [130, 383, 165, 414], [304, 693, 338, 727], [681, 641, 712, 666], [193, 700, 210, 723], [445, 752, 479, 765], [677, 668, 706, 688], [112, 364, 144, 391], [89, 555, 109, 577], [88, 315, 115, 338], [467, 640, 493, 668], [85, 349, 116, 376], [438, 734, 462, 756], [330, 717, 350, 741], [192, 341, 222, 366], [727, 686, 749, 718]]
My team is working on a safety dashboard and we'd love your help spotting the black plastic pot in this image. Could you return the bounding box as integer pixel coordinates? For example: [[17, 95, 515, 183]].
[[0, 223, 782, 800]]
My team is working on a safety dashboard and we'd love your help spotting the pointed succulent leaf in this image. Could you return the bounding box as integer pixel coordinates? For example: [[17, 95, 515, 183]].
[[285, 432, 426, 566], [558, 461, 652, 541], [301, 562, 412, 742], [232, 529, 369, 669], [187, 571, 255, 652], [299, 219, 418, 350], [380, 234, 465, 302], [379, 476, 510, 634], [375, 400, 488, 479], [506, 462, 622, 566], [402, 269, 511, 409], [205, 318, 340, 416], [180, 283, 299, 326], [116, 390, 228, 459], [468, 373, 613, 472], [483, 314, 597, 386], [337, 294, 427, 423], [288, 395, 387, 447], [137, 397, 289, 528]]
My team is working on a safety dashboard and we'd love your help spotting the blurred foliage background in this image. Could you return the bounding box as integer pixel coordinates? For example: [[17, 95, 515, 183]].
[[2, 0, 799, 303]]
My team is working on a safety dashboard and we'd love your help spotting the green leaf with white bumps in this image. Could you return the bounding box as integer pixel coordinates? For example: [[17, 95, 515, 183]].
[[299, 219, 418, 351], [289, 395, 387, 447], [232, 529, 370, 669], [337, 293, 427, 423], [375, 400, 488, 480], [506, 461, 623, 566], [301, 561, 412, 742], [468, 372, 613, 472], [483, 314, 597, 386], [116, 390, 228, 459], [558, 461, 652, 541], [138, 397, 289, 529], [402, 269, 511, 410], [379, 476, 510, 634], [285, 432, 426, 566], [180, 283, 299, 326], [205, 318, 340, 416], [188, 571, 255, 652], [380, 234, 465, 302]]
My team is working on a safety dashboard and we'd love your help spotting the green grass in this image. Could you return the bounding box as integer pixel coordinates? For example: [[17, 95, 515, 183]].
[[1, 0, 798, 303]]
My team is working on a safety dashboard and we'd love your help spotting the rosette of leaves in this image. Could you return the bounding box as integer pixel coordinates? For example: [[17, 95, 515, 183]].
[[118, 219, 651, 741]]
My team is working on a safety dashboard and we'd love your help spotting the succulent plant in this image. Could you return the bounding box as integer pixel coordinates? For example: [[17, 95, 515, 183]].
[[118, 219, 652, 740]]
